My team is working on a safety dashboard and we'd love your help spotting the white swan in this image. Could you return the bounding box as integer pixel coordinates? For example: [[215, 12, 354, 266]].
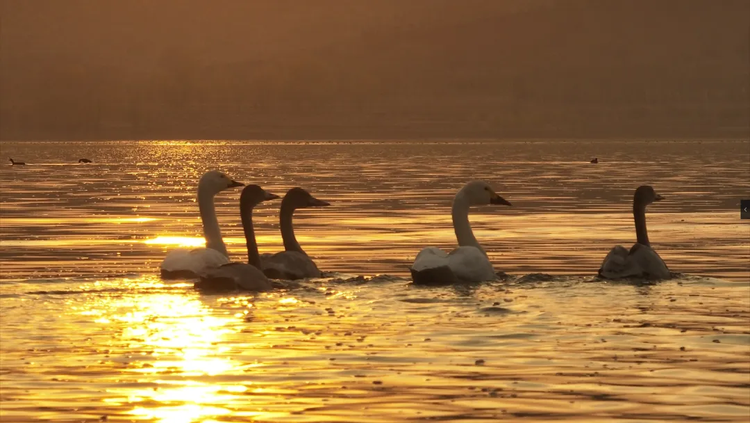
[[598, 185, 670, 280], [160, 170, 244, 279], [196, 185, 279, 292], [261, 188, 330, 280], [410, 181, 512, 285]]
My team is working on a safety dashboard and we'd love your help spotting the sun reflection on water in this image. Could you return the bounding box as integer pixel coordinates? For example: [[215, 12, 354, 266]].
[[144, 236, 207, 248], [96, 292, 251, 422]]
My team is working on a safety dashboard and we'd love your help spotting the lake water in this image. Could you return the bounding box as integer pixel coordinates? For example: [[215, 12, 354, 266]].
[[1, 139, 748, 422]]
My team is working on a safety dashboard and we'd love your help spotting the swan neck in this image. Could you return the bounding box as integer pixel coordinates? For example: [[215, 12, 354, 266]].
[[198, 186, 228, 256], [633, 203, 650, 247], [240, 204, 262, 269], [280, 202, 303, 254], [452, 194, 485, 254]]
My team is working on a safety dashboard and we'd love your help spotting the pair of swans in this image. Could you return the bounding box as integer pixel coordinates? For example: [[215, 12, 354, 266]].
[[411, 182, 670, 284], [159, 171, 329, 291]]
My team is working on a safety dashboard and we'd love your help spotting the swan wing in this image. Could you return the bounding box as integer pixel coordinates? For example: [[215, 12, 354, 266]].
[[160, 248, 230, 279], [629, 245, 671, 280], [447, 246, 496, 282], [262, 251, 321, 280], [411, 247, 449, 271], [197, 263, 272, 291]]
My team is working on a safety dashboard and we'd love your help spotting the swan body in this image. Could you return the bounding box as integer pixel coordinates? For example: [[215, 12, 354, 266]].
[[261, 250, 321, 280], [78, 158, 92, 163], [590, 158, 598, 164], [197, 185, 279, 292], [160, 170, 243, 279], [261, 188, 330, 280], [411, 181, 511, 285], [9, 158, 25, 166], [598, 185, 670, 280]]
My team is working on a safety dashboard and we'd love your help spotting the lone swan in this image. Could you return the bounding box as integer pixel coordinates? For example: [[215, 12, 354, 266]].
[[410, 181, 511, 285], [160, 170, 243, 279], [196, 185, 279, 292], [598, 185, 670, 280], [261, 188, 330, 280]]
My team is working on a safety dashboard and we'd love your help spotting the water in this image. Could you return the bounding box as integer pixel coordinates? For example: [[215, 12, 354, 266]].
[[1, 139, 748, 422]]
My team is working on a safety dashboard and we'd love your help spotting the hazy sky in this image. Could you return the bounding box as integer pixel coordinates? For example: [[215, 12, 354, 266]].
[[1, 0, 748, 140]]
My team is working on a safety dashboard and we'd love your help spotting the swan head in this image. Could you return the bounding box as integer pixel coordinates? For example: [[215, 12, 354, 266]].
[[240, 185, 280, 207], [198, 170, 244, 194], [458, 181, 512, 207], [283, 187, 330, 210], [634, 185, 664, 206]]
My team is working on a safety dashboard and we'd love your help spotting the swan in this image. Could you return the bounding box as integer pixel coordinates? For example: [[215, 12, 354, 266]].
[[598, 185, 671, 280], [9, 158, 25, 166], [590, 158, 598, 164], [410, 181, 512, 285], [260, 187, 330, 280], [196, 185, 279, 292], [159, 170, 244, 279], [78, 158, 92, 163]]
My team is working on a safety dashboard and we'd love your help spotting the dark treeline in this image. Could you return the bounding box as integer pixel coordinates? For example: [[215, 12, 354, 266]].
[[1, 0, 748, 140]]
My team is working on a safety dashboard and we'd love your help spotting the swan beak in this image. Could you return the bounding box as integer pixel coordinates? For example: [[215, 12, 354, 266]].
[[264, 191, 280, 201], [308, 197, 330, 207], [490, 194, 512, 206], [229, 180, 244, 188], [654, 194, 664, 201]]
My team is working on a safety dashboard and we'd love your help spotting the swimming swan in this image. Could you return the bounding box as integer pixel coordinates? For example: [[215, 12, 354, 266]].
[[410, 181, 511, 285], [261, 187, 330, 280], [598, 185, 670, 280], [160, 170, 244, 279], [196, 185, 279, 292], [9, 158, 25, 166]]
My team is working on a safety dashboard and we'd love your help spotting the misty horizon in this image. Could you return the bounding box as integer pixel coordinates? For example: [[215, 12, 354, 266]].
[[1, 0, 748, 141]]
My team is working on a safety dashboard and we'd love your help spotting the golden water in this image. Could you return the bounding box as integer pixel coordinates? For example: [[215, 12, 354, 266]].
[[1, 140, 748, 422]]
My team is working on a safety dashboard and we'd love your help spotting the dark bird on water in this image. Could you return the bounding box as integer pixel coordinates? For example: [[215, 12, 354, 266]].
[[9, 158, 25, 166], [590, 158, 598, 164], [78, 158, 92, 163]]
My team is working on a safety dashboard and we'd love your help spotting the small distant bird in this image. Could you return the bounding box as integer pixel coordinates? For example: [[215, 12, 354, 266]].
[[78, 158, 92, 163], [9, 158, 25, 166], [590, 158, 598, 164]]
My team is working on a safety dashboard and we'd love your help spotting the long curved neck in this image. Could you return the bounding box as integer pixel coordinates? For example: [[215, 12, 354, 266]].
[[280, 201, 304, 254], [452, 193, 485, 255], [198, 186, 228, 256], [240, 204, 262, 268], [633, 202, 650, 246]]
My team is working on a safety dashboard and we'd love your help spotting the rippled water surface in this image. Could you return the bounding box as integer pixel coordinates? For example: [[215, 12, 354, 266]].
[[1, 140, 749, 422]]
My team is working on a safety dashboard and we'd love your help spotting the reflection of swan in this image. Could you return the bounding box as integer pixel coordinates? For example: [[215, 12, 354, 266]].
[[78, 158, 92, 163], [261, 188, 330, 280], [9, 158, 25, 166], [598, 185, 670, 280], [410, 181, 511, 285], [160, 170, 244, 279], [196, 185, 279, 292]]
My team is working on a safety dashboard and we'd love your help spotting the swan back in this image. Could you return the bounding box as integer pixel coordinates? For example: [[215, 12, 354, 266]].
[[160, 248, 231, 279], [262, 251, 321, 280], [197, 263, 272, 292]]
